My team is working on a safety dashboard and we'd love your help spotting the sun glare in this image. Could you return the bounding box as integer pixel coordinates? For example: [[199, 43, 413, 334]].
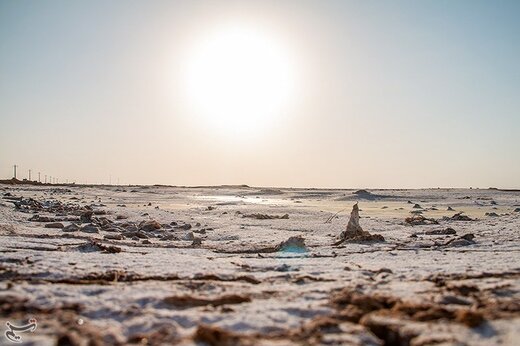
[[182, 25, 296, 136]]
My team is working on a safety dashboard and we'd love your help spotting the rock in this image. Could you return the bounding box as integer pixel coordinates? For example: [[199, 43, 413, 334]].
[[80, 210, 93, 223], [412, 204, 422, 209], [436, 295, 472, 306], [45, 222, 64, 229], [191, 238, 202, 247], [29, 215, 55, 222], [139, 220, 161, 232], [450, 212, 474, 221], [447, 206, 454, 211], [178, 223, 192, 230], [116, 215, 128, 220], [142, 239, 152, 244], [485, 212, 499, 217], [242, 213, 289, 220], [425, 228, 456, 236], [277, 236, 307, 252], [405, 215, 438, 226], [104, 234, 123, 240], [444, 233, 476, 247], [80, 224, 100, 233], [183, 231, 195, 241], [76, 240, 121, 254], [124, 224, 139, 232], [160, 234, 178, 241], [63, 223, 80, 232], [514, 208, 520, 212], [123, 231, 148, 239]]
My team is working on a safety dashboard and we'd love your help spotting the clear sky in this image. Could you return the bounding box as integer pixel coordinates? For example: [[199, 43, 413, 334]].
[[1, 0, 519, 188]]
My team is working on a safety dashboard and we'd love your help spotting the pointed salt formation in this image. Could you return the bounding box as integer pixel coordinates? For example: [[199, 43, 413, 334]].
[[334, 203, 384, 245], [341, 203, 364, 239]]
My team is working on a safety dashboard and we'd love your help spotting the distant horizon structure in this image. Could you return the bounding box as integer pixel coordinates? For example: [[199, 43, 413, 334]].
[[38, 172, 41, 183], [13, 165, 17, 179], [28, 169, 31, 181]]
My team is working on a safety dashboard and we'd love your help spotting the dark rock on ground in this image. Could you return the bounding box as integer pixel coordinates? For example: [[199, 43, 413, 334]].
[[139, 220, 161, 232], [63, 223, 80, 232], [80, 224, 100, 233], [425, 228, 456, 236], [45, 222, 64, 229]]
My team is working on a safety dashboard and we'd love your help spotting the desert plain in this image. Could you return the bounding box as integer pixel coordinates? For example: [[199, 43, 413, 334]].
[[0, 183, 519, 345]]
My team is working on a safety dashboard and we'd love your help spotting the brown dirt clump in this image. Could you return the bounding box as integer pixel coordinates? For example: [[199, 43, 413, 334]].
[[194, 324, 255, 346], [242, 213, 289, 220], [163, 294, 251, 308], [405, 215, 438, 226]]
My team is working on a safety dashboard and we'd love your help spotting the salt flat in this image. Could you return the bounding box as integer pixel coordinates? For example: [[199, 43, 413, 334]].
[[1, 184, 519, 345]]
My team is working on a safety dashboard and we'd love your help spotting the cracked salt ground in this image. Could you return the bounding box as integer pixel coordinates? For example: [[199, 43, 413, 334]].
[[1, 185, 519, 345]]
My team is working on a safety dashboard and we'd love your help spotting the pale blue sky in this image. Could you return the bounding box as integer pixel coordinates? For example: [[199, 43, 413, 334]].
[[1, 0, 519, 188]]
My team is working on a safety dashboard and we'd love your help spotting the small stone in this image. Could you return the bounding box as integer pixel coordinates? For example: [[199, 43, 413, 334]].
[[104, 234, 123, 240], [425, 228, 456, 236], [160, 234, 178, 241], [142, 239, 152, 244], [139, 220, 161, 232], [45, 222, 64, 229], [179, 223, 192, 230], [123, 231, 148, 239], [63, 223, 80, 232], [80, 210, 93, 223], [80, 224, 100, 233], [183, 231, 195, 241]]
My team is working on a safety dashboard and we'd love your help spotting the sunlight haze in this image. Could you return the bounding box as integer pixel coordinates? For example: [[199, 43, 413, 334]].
[[0, 0, 519, 188]]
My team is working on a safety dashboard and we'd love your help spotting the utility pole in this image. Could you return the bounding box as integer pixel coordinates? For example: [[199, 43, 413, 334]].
[[29, 170, 32, 181], [38, 172, 41, 182], [13, 165, 17, 179]]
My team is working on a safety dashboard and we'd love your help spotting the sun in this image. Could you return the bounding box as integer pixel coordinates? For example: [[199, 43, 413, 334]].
[[181, 25, 296, 136]]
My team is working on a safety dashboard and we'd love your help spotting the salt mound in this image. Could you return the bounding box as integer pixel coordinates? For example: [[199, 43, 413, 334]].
[[336, 203, 385, 244]]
